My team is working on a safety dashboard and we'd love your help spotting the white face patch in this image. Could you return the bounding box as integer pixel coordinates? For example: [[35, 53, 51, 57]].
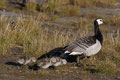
[[96, 19, 103, 25]]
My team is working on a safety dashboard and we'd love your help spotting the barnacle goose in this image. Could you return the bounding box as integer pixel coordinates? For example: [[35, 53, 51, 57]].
[[64, 19, 104, 65], [17, 56, 36, 65]]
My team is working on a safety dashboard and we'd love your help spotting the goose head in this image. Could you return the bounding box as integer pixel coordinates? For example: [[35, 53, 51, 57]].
[[94, 19, 104, 26]]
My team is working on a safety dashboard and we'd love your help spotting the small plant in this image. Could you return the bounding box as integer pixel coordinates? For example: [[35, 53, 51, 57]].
[[60, 6, 79, 17], [45, 0, 59, 14], [35, 4, 40, 11], [26, 2, 36, 11]]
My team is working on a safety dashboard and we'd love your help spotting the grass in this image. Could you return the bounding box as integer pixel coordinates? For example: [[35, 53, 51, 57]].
[[0, 0, 119, 14], [69, 0, 118, 8], [105, 16, 120, 27], [60, 6, 79, 17], [0, 13, 120, 76], [26, 2, 37, 12], [26, 0, 60, 13], [0, 15, 75, 56]]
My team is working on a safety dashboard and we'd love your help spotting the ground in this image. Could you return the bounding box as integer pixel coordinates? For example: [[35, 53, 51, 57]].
[[0, 0, 120, 80], [0, 56, 119, 80]]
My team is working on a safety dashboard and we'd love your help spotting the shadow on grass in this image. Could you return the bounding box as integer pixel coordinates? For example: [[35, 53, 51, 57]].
[[85, 68, 99, 73], [5, 62, 40, 71], [28, 64, 39, 71], [28, 64, 56, 71], [37, 47, 78, 63], [5, 62, 22, 66]]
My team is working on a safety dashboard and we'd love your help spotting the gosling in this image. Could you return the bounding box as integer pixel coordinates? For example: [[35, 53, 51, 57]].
[[17, 56, 36, 65], [37, 58, 52, 69], [50, 57, 67, 67], [37, 57, 67, 69]]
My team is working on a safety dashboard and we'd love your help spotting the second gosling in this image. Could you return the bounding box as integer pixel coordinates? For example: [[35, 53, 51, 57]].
[[17, 56, 36, 65]]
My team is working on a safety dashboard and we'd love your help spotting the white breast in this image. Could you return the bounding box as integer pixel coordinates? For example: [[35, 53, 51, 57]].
[[84, 40, 101, 56]]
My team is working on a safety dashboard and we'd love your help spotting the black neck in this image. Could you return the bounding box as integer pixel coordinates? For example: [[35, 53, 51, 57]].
[[94, 22, 103, 45]]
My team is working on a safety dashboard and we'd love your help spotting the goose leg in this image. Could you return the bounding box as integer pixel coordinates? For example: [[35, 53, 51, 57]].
[[77, 56, 80, 63], [76, 56, 81, 67], [76, 55, 85, 67], [86, 56, 91, 67], [86, 56, 95, 67]]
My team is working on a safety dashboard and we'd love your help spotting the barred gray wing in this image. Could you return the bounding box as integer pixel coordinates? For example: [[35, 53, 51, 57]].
[[65, 36, 96, 53]]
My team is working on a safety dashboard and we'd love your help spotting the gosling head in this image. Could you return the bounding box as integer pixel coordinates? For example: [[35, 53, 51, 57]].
[[50, 57, 57, 63], [31, 57, 36, 62], [17, 58, 25, 65], [61, 59, 67, 65]]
